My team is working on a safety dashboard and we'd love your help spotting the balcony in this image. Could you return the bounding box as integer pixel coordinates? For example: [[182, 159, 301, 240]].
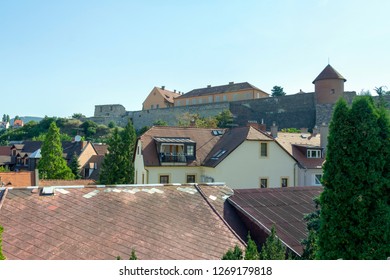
[[159, 153, 187, 165]]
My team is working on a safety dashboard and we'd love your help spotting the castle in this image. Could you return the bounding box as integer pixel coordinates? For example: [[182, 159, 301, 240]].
[[88, 65, 387, 131]]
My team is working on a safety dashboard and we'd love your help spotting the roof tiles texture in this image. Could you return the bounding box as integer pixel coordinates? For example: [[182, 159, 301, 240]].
[[228, 187, 323, 255], [313, 64, 346, 83], [0, 185, 243, 260]]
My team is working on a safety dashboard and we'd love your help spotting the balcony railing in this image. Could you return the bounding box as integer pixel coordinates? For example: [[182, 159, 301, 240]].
[[159, 153, 187, 163]]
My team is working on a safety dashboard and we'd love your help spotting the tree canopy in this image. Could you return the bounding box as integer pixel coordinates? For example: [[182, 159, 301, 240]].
[[99, 120, 136, 184], [37, 122, 75, 180], [318, 96, 390, 259], [259, 226, 286, 260], [271, 86, 286, 97], [0, 225, 5, 260]]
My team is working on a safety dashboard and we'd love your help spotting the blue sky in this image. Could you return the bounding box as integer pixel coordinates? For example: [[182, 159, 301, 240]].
[[1, 0, 389, 118]]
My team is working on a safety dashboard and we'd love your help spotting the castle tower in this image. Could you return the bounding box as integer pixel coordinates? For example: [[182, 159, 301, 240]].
[[313, 64, 346, 104]]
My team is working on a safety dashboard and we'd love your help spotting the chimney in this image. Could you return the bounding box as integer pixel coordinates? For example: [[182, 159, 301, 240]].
[[174, 90, 176, 93], [246, 120, 259, 130], [229, 82, 234, 85], [320, 123, 329, 154], [207, 85, 211, 88], [271, 122, 278, 138], [161, 86, 165, 90]]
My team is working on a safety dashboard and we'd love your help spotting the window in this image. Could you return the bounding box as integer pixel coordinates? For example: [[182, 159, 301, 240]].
[[142, 174, 145, 184], [186, 100, 189, 106], [156, 104, 159, 109], [314, 174, 322, 185], [159, 175, 170, 184], [260, 178, 268, 188], [307, 149, 321, 158], [177, 100, 181, 106], [281, 178, 288, 188], [208, 96, 213, 103], [233, 94, 238, 101], [151, 105, 154, 109], [260, 142, 268, 157], [192, 99, 196, 105], [187, 174, 196, 183], [223, 95, 227, 101], [186, 145, 194, 157], [215, 96, 220, 102], [137, 146, 140, 155]]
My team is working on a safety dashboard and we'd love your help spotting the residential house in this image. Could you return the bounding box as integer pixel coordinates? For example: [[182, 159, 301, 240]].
[[142, 86, 181, 110], [0, 146, 11, 168], [134, 125, 298, 188], [275, 126, 327, 186], [174, 82, 269, 107], [10, 140, 98, 178], [0, 184, 244, 259], [13, 119, 24, 128], [0, 121, 10, 130], [227, 187, 323, 257]]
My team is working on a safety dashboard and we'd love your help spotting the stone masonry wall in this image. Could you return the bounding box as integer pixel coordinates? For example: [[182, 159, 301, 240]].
[[230, 93, 317, 129]]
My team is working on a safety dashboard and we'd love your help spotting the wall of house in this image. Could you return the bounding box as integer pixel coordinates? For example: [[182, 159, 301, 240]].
[[134, 140, 147, 184], [315, 79, 344, 104], [297, 168, 323, 186], [145, 166, 202, 184], [0, 171, 36, 187], [143, 88, 167, 110], [78, 143, 97, 173], [201, 141, 297, 189], [174, 88, 268, 107]]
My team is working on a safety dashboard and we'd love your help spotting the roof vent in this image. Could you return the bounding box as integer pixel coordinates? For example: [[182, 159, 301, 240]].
[[207, 85, 211, 88], [229, 81, 234, 85], [40, 187, 55, 196], [174, 90, 176, 93], [161, 86, 165, 90]]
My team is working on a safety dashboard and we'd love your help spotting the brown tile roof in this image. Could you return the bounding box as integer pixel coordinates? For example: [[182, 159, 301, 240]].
[[176, 82, 266, 99], [156, 87, 181, 104], [203, 126, 273, 167], [139, 126, 225, 166], [0, 184, 244, 260], [312, 64, 346, 83], [228, 187, 323, 256], [275, 133, 324, 168], [92, 143, 108, 155]]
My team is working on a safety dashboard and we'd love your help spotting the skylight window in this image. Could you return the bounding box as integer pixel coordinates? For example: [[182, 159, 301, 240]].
[[212, 130, 224, 136], [211, 150, 226, 160]]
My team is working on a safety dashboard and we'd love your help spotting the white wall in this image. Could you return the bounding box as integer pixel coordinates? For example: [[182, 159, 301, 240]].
[[201, 141, 297, 189], [297, 168, 323, 186], [134, 141, 147, 184], [146, 166, 202, 184]]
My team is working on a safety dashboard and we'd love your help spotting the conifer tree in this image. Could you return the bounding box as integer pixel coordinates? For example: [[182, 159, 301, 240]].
[[120, 120, 136, 184], [318, 96, 390, 259], [244, 233, 259, 260], [0, 225, 5, 260], [99, 128, 123, 184], [37, 122, 74, 179], [259, 226, 286, 260], [221, 245, 243, 260], [69, 152, 81, 179], [129, 249, 137, 260]]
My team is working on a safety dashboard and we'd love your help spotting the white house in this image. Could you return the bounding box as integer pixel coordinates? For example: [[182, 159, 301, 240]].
[[134, 125, 298, 189]]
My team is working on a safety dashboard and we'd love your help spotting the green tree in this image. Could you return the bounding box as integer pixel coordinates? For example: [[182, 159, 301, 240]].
[[318, 96, 390, 260], [108, 121, 116, 129], [374, 86, 388, 96], [80, 120, 98, 139], [37, 122, 75, 180], [72, 113, 86, 120], [0, 225, 5, 260], [129, 249, 137, 260], [221, 245, 243, 260], [120, 120, 136, 184], [271, 86, 286, 97], [153, 119, 168, 126], [259, 226, 286, 260], [69, 153, 81, 179], [215, 110, 234, 128], [301, 197, 321, 260], [245, 233, 259, 260], [14, 115, 21, 121], [99, 128, 123, 184]]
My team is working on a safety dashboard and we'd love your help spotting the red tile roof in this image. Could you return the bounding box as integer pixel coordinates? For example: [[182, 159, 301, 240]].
[[139, 126, 225, 166], [228, 187, 323, 256], [0, 185, 244, 260], [312, 64, 346, 83], [156, 87, 181, 104], [0, 146, 11, 156]]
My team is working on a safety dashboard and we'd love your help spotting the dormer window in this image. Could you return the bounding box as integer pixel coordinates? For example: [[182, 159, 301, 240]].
[[154, 137, 196, 164], [307, 149, 321, 158]]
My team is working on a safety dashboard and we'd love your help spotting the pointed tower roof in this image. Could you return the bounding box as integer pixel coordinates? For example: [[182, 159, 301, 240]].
[[312, 64, 346, 84]]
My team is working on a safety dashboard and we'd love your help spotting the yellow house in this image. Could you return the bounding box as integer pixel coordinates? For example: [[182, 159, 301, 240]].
[[142, 86, 181, 110], [134, 125, 298, 189], [174, 82, 269, 107]]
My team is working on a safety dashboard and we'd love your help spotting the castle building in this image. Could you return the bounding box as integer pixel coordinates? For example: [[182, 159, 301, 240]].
[[173, 82, 269, 107], [142, 86, 180, 110], [313, 64, 347, 104]]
